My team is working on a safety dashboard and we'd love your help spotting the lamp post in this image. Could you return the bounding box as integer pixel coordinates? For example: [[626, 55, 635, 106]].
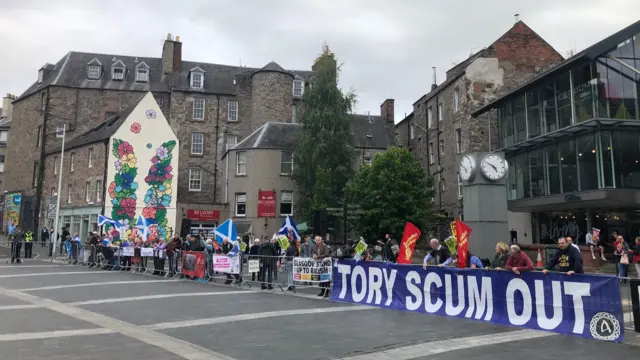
[[51, 124, 66, 263]]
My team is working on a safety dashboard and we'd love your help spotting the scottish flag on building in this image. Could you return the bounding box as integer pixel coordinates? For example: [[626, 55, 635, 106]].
[[136, 215, 149, 240], [278, 215, 300, 241], [98, 214, 122, 229], [214, 218, 237, 244]]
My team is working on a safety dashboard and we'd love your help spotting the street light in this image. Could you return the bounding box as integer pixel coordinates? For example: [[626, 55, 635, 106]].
[[51, 124, 66, 263]]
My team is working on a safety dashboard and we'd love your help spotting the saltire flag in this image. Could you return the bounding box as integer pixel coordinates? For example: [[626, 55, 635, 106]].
[[214, 218, 237, 244], [397, 221, 421, 264], [278, 215, 300, 241], [98, 214, 122, 229], [227, 241, 241, 257], [455, 219, 472, 268], [136, 215, 149, 241], [7, 221, 15, 235]]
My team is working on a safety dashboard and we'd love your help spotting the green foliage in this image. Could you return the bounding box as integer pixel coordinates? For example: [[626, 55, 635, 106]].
[[292, 45, 356, 221], [348, 147, 435, 240]]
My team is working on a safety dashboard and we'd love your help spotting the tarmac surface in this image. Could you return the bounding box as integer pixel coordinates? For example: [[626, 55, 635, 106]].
[[0, 244, 638, 360]]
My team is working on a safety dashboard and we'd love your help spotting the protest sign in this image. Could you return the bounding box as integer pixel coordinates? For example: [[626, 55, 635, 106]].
[[354, 240, 367, 255], [248, 259, 260, 273], [292, 257, 332, 282], [140, 247, 154, 257], [212, 255, 240, 274], [181, 251, 205, 278]]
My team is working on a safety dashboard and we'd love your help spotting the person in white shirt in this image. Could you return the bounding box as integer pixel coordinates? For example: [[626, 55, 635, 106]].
[[567, 236, 580, 251]]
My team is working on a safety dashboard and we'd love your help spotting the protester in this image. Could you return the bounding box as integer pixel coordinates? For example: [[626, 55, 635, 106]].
[[489, 242, 509, 269], [633, 237, 640, 278], [587, 230, 606, 261], [465, 253, 484, 269], [422, 238, 452, 269], [249, 238, 261, 282], [504, 245, 534, 274], [314, 235, 331, 298], [285, 238, 302, 290], [59, 227, 70, 255], [41, 227, 49, 247], [11, 225, 24, 264], [301, 236, 315, 258], [543, 237, 583, 275], [614, 241, 630, 278], [258, 236, 277, 290], [165, 235, 182, 277], [566, 236, 579, 251]]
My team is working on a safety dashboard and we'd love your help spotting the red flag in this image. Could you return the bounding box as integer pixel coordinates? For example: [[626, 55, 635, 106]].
[[455, 219, 471, 268], [397, 222, 421, 264]]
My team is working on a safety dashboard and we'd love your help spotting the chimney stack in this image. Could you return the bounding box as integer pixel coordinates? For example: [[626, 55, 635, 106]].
[[162, 33, 182, 79], [514, 13, 520, 23], [431, 67, 437, 91], [380, 99, 395, 124], [2, 94, 16, 120]]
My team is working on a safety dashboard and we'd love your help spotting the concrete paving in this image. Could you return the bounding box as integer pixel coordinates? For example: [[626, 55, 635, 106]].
[[0, 258, 637, 360]]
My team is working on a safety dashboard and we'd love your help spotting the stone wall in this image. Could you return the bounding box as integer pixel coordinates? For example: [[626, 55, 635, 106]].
[[251, 71, 293, 129]]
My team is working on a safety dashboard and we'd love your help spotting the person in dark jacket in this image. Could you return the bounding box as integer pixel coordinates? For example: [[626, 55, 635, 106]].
[[41, 228, 49, 247], [258, 237, 277, 289], [285, 239, 302, 290], [543, 237, 584, 275], [422, 239, 452, 268], [249, 238, 261, 282], [165, 235, 182, 277], [314, 236, 332, 297], [11, 225, 24, 263], [490, 242, 510, 269]]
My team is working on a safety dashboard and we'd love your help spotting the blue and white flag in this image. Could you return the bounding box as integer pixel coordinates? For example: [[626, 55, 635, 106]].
[[136, 215, 148, 241], [278, 215, 300, 241], [214, 219, 237, 244], [98, 214, 122, 228], [227, 241, 241, 257], [7, 221, 15, 235]]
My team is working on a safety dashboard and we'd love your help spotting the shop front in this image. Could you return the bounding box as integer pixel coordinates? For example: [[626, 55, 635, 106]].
[[56, 206, 102, 240], [184, 209, 220, 238]]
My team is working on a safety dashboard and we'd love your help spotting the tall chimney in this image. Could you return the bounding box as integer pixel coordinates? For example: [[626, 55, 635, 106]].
[[514, 13, 520, 23], [162, 33, 182, 78], [2, 94, 15, 120], [380, 99, 395, 124], [431, 67, 437, 91]]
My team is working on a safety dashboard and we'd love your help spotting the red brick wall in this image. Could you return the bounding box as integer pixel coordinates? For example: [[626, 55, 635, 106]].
[[487, 21, 564, 70]]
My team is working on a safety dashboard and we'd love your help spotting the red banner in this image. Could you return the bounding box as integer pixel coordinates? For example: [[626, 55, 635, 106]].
[[181, 251, 206, 278], [257, 190, 276, 217], [186, 209, 220, 221], [397, 222, 421, 264], [455, 219, 471, 268]]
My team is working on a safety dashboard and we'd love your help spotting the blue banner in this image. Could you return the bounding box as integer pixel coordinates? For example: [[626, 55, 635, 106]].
[[330, 260, 624, 342]]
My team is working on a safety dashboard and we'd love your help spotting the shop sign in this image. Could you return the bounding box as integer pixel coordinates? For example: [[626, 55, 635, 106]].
[[186, 209, 220, 221], [257, 190, 276, 217]]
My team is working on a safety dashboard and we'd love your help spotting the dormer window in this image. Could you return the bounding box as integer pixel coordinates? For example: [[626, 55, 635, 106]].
[[136, 68, 148, 82], [293, 79, 304, 97], [38, 69, 44, 84], [112, 67, 125, 80], [88, 65, 101, 79], [190, 71, 204, 90]]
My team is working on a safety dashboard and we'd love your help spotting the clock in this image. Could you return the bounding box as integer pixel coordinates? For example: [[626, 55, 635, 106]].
[[480, 153, 508, 181], [458, 155, 477, 182]]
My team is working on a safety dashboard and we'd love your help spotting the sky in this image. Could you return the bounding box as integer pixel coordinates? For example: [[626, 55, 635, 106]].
[[0, 0, 638, 122]]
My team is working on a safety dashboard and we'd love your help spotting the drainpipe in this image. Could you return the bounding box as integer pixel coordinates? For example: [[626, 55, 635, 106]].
[[33, 88, 50, 232], [214, 95, 220, 203], [225, 153, 229, 204], [101, 139, 110, 221]]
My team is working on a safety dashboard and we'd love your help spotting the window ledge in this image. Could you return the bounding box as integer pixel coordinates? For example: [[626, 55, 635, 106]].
[[188, 189, 202, 192], [190, 119, 205, 122], [228, 119, 238, 123], [280, 173, 291, 177], [235, 214, 246, 218], [190, 154, 204, 158], [235, 174, 247, 177]]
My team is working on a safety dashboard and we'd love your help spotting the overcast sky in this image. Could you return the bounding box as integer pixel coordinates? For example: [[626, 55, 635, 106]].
[[0, 0, 638, 122]]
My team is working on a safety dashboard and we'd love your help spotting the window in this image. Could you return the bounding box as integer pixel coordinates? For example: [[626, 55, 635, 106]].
[[410, 123, 415, 139], [70, 153, 75, 172], [193, 98, 205, 120], [88, 148, 93, 168], [67, 184, 72, 204], [429, 142, 434, 164], [441, 179, 446, 192], [439, 139, 445, 155], [364, 157, 372, 165], [135, 69, 148, 82], [36, 126, 42, 148], [0, 131, 7, 142], [228, 101, 238, 122], [190, 72, 203, 89], [427, 106, 433, 128], [293, 80, 304, 97], [457, 174, 463, 198], [455, 129, 462, 153], [454, 88, 460, 112], [85, 182, 92, 202], [32, 161, 40, 187], [54, 156, 59, 175], [88, 65, 101, 79], [188, 168, 202, 191], [191, 133, 204, 155], [96, 180, 102, 202], [292, 105, 297, 122], [51, 187, 57, 197], [280, 191, 293, 215], [0, 155, 4, 172], [235, 193, 247, 217], [226, 134, 238, 150], [112, 67, 125, 80], [280, 151, 293, 175], [236, 151, 247, 175], [38, 69, 44, 83], [438, 103, 444, 121]]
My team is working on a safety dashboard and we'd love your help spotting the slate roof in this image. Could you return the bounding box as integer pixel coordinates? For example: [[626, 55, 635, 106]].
[[351, 114, 395, 149], [47, 96, 143, 154], [253, 61, 293, 77], [17, 52, 314, 101], [0, 118, 12, 129]]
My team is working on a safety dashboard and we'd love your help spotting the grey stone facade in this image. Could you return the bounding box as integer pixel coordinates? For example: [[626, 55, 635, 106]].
[[396, 21, 564, 234]]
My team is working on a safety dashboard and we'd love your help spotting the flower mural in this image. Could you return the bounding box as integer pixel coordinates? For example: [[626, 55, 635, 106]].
[[130, 122, 142, 134], [108, 139, 139, 239], [142, 140, 177, 240]]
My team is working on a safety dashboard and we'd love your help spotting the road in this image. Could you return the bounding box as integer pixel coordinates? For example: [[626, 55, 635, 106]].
[[0, 247, 638, 359]]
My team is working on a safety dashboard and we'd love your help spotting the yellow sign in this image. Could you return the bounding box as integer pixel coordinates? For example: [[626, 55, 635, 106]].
[[239, 242, 247, 252], [450, 221, 457, 238], [354, 240, 367, 255], [277, 236, 290, 250]]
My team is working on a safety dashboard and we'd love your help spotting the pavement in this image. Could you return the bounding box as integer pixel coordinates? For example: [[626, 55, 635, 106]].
[[0, 247, 638, 359]]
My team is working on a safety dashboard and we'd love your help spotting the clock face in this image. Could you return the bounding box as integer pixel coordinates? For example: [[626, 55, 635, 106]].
[[480, 154, 508, 181], [458, 155, 476, 182]]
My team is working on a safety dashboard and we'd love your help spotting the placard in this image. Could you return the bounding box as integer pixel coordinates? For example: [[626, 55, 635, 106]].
[[140, 247, 154, 257], [212, 255, 240, 274], [292, 257, 332, 282], [181, 251, 206, 278], [248, 259, 260, 273]]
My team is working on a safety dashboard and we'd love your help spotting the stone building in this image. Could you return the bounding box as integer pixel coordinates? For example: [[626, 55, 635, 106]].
[[5, 34, 312, 233], [395, 19, 564, 237], [0, 93, 16, 193], [223, 102, 396, 239]]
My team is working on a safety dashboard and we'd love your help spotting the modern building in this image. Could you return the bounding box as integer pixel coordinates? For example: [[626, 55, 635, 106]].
[[471, 20, 640, 245], [5, 33, 313, 235], [223, 102, 396, 239], [396, 19, 564, 237], [41, 92, 178, 239]]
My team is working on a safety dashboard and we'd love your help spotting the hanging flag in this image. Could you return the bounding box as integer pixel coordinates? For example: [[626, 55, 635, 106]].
[[136, 215, 149, 241], [214, 219, 237, 244], [98, 214, 122, 229], [7, 221, 15, 235], [227, 241, 241, 257], [455, 219, 472, 268], [278, 215, 300, 241], [397, 222, 421, 264]]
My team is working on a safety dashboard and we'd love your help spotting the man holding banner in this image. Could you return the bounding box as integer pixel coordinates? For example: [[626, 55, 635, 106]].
[[313, 236, 332, 297], [422, 238, 452, 269]]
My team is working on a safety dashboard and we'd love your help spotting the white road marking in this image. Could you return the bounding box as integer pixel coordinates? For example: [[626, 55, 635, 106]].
[[338, 329, 555, 360], [0, 286, 237, 360], [0, 328, 115, 341], [69, 290, 258, 305], [146, 305, 370, 330], [0, 304, 43, 310], [0, 271, 117, 278], [18, 279, 178, 291], [0, 265, 66, 269]]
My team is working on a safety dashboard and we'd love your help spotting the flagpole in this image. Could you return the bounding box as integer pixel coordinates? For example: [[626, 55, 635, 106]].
[[51, 125, 65, 263]]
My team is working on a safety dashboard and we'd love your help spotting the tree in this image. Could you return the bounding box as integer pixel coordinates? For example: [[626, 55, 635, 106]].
[[348, 147, 435, 240], [292, 45, 356, 221]]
